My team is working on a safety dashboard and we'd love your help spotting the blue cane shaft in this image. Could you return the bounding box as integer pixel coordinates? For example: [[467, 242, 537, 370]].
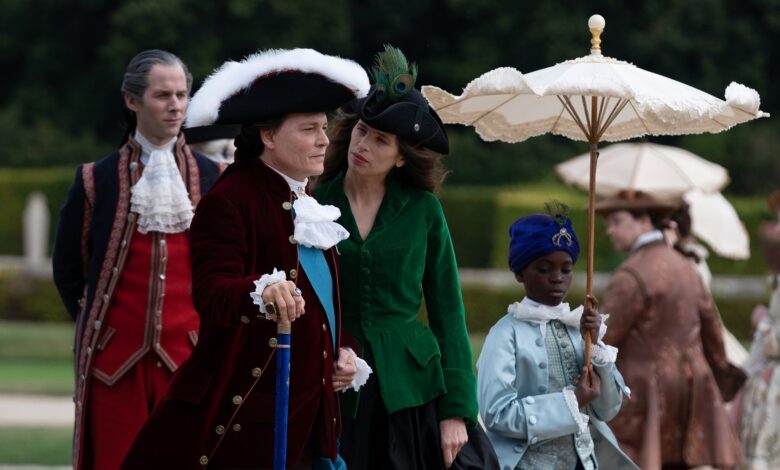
[[273, 323, 291, 470]]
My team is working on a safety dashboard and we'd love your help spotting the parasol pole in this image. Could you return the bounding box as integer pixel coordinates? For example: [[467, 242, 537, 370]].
[[582, 14, 607, 369], [585, 138, 598, 369], [273, 321, 291, 470]]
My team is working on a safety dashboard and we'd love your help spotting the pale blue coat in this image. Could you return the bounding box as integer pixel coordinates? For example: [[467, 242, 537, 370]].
[[477, 312, 638, 470]]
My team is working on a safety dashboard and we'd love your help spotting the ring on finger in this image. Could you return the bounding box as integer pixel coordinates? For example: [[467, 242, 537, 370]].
[[293, 287, 302, 296]]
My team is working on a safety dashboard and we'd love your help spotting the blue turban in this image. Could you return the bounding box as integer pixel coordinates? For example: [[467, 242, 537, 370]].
[[508, 214, 580, 274]]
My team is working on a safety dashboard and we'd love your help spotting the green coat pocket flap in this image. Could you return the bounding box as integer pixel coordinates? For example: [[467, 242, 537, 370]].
[[406, 332, 442, 367]]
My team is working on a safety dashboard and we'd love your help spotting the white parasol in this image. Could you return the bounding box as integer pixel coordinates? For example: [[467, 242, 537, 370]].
[[683, 189, 750, 260], [555, 142, 749, 259], [422, 14, 767, 364], [555, 142, 730, 198]]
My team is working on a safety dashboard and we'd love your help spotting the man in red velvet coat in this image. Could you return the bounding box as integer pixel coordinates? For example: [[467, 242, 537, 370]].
[[52, 50, 225, 470], [122, 49, 372, 469]]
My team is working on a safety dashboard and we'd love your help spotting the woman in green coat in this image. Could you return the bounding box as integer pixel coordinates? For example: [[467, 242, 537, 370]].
[[314, 46, 497, 470]]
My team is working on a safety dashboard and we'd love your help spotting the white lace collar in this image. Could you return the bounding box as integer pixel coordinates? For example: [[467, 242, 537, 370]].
[[509, 297, 583, 328], [134, 131, 177, 166], [631, 229, 664, 252], [509, 296, 608, 343], [130, 131, 193, 234], [263, 162, 349, 250]]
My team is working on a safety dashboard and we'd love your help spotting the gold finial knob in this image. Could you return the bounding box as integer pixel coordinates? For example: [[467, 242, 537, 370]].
[[588, 14, 605, 55]]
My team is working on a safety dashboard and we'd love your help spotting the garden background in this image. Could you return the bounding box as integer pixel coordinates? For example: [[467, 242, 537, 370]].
[[1, 0, 778, 465]]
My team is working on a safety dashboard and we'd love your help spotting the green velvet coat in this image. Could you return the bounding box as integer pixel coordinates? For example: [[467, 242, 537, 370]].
[[314, 173, 478, 424]]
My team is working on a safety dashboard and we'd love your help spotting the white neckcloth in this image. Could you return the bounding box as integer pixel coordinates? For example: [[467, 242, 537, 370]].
[[130, 132, 193, 234], [265, 162, 349, 250]]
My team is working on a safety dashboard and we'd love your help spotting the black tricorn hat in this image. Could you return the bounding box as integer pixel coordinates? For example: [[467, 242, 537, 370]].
[[350, 46, 449, 154], [186, 49, 370, 128]]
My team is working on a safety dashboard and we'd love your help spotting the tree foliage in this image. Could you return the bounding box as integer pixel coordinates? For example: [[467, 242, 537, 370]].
[[1, 0, 777, 194]]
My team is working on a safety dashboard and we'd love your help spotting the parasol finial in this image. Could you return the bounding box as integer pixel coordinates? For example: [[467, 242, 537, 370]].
[[588, 14, 605, 56]]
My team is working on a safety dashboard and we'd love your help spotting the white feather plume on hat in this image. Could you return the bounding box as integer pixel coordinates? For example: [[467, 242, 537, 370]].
[[186, 48, 370, 128]]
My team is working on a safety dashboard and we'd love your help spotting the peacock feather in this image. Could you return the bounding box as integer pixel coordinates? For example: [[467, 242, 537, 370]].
[[544, 200, 571, 227], [370, 44, 418, 105]]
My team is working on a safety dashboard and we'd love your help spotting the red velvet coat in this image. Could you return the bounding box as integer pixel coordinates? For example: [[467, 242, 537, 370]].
[[123, 159, 353, 469]]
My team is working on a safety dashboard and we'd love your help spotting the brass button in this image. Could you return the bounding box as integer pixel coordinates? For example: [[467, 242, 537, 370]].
[[232, 395, 242, 405], [233, 423, 242, 432], [112, 267, 119, 274], [269, 337, 278, 348], [215, 425, 225, 435], [156, 361, 162, 368], [199, 455, 209, 465], [121, 240, 127, 247], [322, 323, 327, 331], [159, 274, 166, 281], [102, 294, 109, 302], [282, 201, 292, 210], [288, 235, 297, 245], [240, 316, 250, 324], [289, 269, 298, 279], [333, 417, 337, 424], [252, 367, 262, 377], [323, 350, 328, 359], [322, 378, 326, 385]]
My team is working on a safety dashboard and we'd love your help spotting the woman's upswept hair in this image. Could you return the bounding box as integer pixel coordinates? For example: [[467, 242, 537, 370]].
[[317, 109, 447, 192]]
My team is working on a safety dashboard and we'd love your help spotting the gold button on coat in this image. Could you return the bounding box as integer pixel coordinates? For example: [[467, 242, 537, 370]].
[[199, 455, 209, 465], [289, 269, 297, 279], [232, 395, 242, 405], [215, 425, 225, 435], [233, 423, 242, 432], [269, 338, 278, 347], [323, 351, 328, 359], [288, 235, 297, 244], [282, 201, 292, 210], [240, 316, 250, 324], [252, 367, 262, 377]]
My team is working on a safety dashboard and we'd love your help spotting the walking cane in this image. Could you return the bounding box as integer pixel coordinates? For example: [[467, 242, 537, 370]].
[[273, 320, 291, 470]]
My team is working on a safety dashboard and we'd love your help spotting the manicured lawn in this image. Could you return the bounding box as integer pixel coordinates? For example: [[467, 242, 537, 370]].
[[0, 320, 74, 395], [0, 427, 72, 465]]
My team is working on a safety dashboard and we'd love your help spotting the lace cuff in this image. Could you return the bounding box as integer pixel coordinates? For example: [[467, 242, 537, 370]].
[[562, 386, 589, 433], [591, 340, 618, 365], [249, 269, 287, 318], [341, 347, 372, 391]]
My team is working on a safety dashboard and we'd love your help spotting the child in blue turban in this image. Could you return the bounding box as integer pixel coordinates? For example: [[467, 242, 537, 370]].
[[477, 202, 637, 470]]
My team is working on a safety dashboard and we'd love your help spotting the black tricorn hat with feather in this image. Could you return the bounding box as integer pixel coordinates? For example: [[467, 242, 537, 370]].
[[350, 45, 449, 154]]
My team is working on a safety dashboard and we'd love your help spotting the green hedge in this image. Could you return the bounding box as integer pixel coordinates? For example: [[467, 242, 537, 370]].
[[441, 182, 774, 275], [461, 284, 757, 340], [0, 271, 70, 322], [0, 166, 74, 256]]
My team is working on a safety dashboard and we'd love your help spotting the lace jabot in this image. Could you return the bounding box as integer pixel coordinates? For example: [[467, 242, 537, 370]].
[[130, 132, 193, 233]]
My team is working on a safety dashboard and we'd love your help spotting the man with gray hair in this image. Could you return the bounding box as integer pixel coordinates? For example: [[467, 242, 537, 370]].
[[53, 49, 225, 470]]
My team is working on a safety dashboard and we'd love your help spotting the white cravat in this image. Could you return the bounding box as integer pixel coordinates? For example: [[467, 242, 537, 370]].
[[130, 132, 193, 233], [264, 162, 349, 250]]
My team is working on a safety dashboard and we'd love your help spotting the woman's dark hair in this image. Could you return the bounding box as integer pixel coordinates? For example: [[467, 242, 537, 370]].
[[233, 118, 284, 163], [627, 208, 672, 231], [668, 201, 701, 262], [316, 109, 447, 192]]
